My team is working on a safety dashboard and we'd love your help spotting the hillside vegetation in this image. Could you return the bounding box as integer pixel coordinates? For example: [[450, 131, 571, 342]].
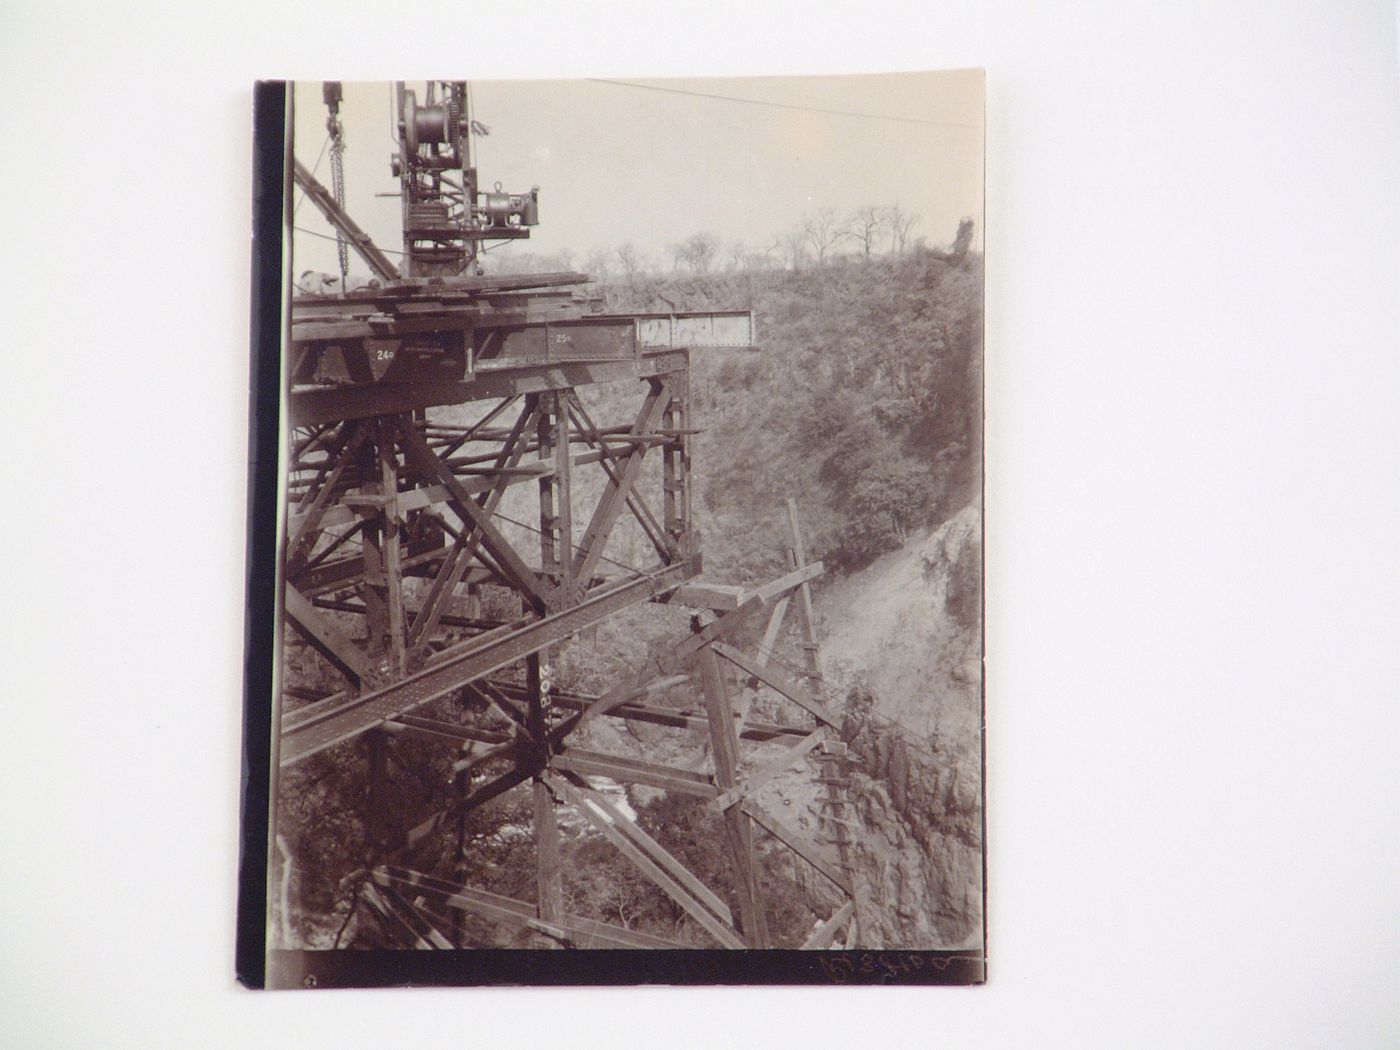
[[596, 249, 985, 946], [603, 249, 982, 583]]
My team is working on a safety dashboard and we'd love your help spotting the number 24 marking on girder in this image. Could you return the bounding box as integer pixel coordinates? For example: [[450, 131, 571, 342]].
[[375, 349, 394, 361]]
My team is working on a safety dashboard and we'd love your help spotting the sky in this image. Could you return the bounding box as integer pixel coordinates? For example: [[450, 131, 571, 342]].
[[291, 71, 984, 279]]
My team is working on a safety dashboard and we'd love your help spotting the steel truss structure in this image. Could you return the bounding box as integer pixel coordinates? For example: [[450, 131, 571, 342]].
[[274, 82, 857, 952]]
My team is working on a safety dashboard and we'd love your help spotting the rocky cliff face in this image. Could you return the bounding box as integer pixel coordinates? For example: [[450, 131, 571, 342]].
[[812, 504, 983, 948]]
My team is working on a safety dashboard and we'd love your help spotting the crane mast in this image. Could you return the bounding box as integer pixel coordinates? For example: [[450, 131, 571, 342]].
[[390, 80, 538, 276]]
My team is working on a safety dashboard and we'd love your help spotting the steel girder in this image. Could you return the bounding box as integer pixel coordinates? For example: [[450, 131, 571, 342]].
[[276, 333, 853, 953], [313, 540, 857, 952]]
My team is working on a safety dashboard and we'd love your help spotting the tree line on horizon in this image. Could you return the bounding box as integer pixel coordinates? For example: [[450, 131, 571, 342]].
[[489, 207, 977, 280]]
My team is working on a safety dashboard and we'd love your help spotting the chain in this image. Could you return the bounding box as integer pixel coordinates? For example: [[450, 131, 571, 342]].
[[327, 114, 349, 285]]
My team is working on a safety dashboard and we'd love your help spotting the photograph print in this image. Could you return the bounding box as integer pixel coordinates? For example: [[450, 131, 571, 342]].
[[242, 70, 985, 987]]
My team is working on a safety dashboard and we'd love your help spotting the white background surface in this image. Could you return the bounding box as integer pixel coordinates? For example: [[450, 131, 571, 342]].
[[2, 2, 1397, 1046]]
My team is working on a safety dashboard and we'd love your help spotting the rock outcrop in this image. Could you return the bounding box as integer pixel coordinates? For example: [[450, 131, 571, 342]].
[[811, 504, 983, 948]]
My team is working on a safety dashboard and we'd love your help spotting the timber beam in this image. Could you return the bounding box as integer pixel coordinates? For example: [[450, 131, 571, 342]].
[[291, 351, 689, 427], [544, 771, 745, 948], [371, 867, 688, 950], [711, 641, 841, 728], [553, 747, 719, 799], [292, 159, 400, 282], [498, 685, 811, 742], [800, 901, 856, 950], [279, 558, 700, 765]]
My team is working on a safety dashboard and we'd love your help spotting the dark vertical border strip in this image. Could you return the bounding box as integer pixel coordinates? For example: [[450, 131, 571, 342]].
[[236, 79, 288, 990]]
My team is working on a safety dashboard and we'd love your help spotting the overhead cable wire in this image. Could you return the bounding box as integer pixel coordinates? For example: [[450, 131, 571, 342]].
[[292, 133, 331, 217], [293, 225, 519, 264], [747, 639, 950, 766], [587, 78, 981, 130], [487, 507, 650, 581], [293, 225, 407, 256]]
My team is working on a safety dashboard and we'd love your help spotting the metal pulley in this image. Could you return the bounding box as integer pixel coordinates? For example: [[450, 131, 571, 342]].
[[401, 90, 461, 153]]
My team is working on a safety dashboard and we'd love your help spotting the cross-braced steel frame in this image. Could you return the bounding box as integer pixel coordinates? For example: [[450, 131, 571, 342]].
[[276, 79, 854, 951], [276, 344, 859, 950]]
